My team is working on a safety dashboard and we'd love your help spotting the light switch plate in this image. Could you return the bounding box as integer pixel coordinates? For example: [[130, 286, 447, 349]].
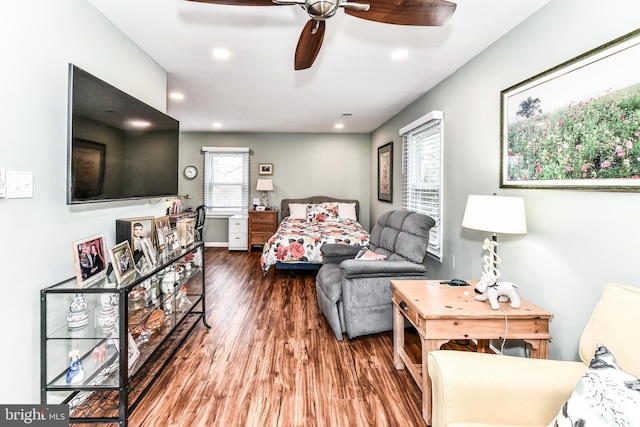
[[6, 171, 33, 198]]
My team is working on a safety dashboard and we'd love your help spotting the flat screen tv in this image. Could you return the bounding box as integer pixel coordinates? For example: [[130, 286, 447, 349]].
[[67, 64, 179, 204]]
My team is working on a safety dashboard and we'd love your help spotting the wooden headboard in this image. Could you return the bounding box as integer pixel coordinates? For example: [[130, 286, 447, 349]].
[[280, 196, 360, 220]]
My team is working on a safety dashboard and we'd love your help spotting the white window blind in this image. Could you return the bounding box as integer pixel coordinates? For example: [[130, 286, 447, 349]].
[[202, 147, 249, 216], [400, 111, 444, 261]]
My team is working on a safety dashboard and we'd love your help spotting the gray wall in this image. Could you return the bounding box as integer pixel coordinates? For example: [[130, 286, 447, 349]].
[[370, 0, 640, 361], [179, 132, 371, 242], [1, 0, 169, 403]]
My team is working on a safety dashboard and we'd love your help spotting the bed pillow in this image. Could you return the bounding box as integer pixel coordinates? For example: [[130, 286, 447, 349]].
[[547, 343, 640, 427], [338, 203, 357, 221], [306, 203, 340, 222], [288, 203, 307, 220], [355, 248, 387, 261]]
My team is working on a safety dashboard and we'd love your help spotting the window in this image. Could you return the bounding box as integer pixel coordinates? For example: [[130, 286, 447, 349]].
[[203, 147, 249, 216], [400, 111, 443, 261]]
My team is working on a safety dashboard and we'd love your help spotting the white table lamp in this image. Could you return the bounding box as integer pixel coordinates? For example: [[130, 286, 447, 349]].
[[256, 179, 273, 207], [462, 194, 527, 282]]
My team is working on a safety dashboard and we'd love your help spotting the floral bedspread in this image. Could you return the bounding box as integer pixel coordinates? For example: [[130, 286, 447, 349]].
[[260, 217, 370, 274]]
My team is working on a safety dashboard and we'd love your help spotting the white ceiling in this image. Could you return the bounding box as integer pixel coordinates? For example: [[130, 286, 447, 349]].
[[88, 0, 550, 133]]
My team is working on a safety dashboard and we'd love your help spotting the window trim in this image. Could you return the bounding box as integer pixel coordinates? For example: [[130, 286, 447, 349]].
[[399, 110, 444, 262], [202, 146, 249, 217]]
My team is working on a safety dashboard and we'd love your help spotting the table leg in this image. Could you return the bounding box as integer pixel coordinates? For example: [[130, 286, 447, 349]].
[[393, 304, 405, 370], [525, 339, 549, 359]]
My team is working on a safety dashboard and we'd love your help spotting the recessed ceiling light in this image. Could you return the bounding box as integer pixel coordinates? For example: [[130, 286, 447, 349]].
[[169, 92, 184, 100], [212, 122, 222, 128], [130, 120, 151, 128], [390, 49, 409, 60], [335, 123, 344, 129], [212, 49, 231, 60]]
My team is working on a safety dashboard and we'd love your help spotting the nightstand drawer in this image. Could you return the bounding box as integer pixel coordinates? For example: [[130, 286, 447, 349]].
[[251, 232, 273, 243], [251, 222, 275, 232]]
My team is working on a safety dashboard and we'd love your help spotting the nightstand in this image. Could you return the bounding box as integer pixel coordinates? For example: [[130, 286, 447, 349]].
[[228, 214, 248, 251], [248, 209, 278, 248]]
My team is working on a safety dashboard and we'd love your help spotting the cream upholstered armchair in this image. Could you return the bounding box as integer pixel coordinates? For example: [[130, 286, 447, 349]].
[[427, 283, 640, 427]]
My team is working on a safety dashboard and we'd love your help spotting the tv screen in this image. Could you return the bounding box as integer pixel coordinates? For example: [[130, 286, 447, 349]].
[[67, 64, 179, 204]]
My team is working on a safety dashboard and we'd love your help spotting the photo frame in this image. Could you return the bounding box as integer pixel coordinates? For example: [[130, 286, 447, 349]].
[[259, 163, 273, 175], [108, 240, 136, 284], [116, 217, 155, 253], [176, 217, 195, 248], [378, 142, 393, 202], [71, 139, 105, 198], [72, 234, 107, 287], [501, 29, 640, 191], [164, 230, 181, 253], [154, 215, 171, 251]]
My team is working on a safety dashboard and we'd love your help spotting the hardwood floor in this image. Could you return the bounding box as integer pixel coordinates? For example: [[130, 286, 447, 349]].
[[85, 248, 429, 427]]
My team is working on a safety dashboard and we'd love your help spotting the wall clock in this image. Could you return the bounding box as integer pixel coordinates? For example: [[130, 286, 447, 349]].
[[183, 165, 198, 180]]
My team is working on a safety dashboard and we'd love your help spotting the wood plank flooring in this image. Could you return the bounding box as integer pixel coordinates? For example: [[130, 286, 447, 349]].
[[81, 248, 430, 427]]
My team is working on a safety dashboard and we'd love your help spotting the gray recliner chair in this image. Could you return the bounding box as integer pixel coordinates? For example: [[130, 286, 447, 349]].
[[316, 210, 436, 341]]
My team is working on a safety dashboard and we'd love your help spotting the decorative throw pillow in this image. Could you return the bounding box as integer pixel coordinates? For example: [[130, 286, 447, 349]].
[[547, 343, 640, 427], [338, 202, 357, 221], [354, 248, 387, 261], [306, 203, 340, 222], [288, 203, 307, 220]]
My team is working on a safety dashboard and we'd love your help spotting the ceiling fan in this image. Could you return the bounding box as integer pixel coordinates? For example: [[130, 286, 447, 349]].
[[187, 0, 457, 70]]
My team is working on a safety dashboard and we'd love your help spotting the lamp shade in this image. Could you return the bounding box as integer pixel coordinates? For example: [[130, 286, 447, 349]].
[[462, 194, 527, 234], [256, 179, 273, 192]]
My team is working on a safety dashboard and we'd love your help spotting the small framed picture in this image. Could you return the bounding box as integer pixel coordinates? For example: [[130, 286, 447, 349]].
[[72, 234, 108, 287], [116, 217, 155, 253], [154, 216, 171, 250], [139, 237, 157, 267], [127, 331, 140, 368], [259, 163, 273, 175], [176, 217, 195, 248], [108, 240, 136, 284], [165, 230, 181, 253]]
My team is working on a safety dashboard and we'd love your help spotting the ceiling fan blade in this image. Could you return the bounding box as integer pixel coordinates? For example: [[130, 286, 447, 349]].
[[345, 0, 456, 26], [186, 0, 278, 6], [294, 19, 326, 70]]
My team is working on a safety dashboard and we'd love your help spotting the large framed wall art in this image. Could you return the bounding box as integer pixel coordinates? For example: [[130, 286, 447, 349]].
[[500, 29, 640, 191]]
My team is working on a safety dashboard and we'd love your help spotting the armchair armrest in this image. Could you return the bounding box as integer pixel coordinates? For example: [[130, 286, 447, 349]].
[[428, 350, 587, 427], [340, 259, 426, 278], [321, 244, 364, 265]]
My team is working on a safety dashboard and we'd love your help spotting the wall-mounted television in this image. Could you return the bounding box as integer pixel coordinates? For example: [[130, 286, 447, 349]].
[[67, 64, 179, 204]]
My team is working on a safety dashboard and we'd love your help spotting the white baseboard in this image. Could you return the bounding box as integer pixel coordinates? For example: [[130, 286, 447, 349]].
[[204, 241, 227, 248]]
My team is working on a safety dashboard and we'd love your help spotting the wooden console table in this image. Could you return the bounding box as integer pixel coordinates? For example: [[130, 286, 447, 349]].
[[391, 280, 553, 426]]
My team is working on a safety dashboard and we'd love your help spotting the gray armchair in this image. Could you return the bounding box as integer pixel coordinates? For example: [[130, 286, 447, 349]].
[[316, 210, 436, 341]]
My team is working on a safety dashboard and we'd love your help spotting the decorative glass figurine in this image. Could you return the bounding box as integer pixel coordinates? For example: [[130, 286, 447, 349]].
[[67, 293, 89, 330], [97, 294, 118, 333], [66, 350, 84, 384]]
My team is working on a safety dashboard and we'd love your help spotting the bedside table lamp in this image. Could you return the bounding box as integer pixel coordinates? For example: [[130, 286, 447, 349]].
[[256, 179, 273, 207], [461, 194, 527, 282]]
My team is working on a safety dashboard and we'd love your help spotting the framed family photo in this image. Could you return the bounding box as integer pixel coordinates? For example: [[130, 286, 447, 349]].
[[165, 230, 181, 253], [378, 142, 393, 202], [72, 234, 107, 287], [154, 215, 171, 250], [116, 217, 155, 252], [108, 240, 136, 284], [501, 29, 640, 191]]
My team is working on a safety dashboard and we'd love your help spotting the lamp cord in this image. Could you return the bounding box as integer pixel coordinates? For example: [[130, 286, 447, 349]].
[[499, 305, 508, 354]]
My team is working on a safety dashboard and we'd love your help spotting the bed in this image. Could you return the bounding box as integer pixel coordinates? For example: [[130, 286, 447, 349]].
[[259, 196, 370, 274]]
